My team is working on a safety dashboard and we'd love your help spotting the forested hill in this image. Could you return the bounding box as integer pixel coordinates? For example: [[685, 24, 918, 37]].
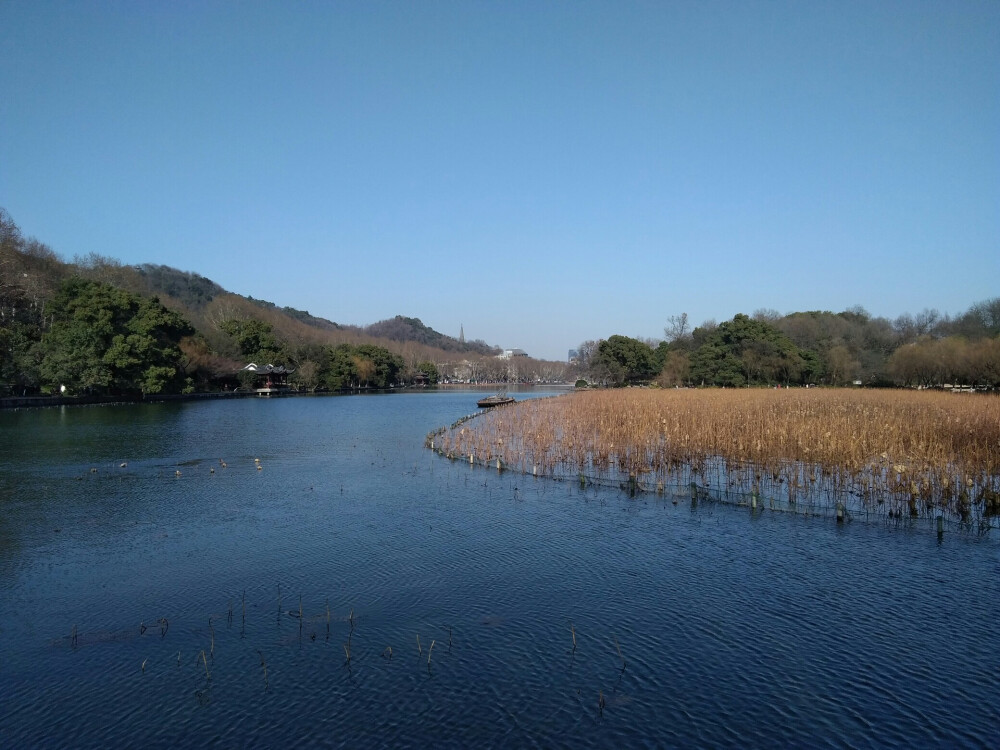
[[134, 263, 224, 309], [0, 208, 500, 396], [364, 316, 498, 356], [133, 267, 491, 355]]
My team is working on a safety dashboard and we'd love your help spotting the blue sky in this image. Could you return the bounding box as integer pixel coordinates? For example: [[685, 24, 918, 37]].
[[2, 1, 997, 361]]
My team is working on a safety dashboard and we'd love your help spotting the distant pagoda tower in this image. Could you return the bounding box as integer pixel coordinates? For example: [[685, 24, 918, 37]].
[[459, 324, 465, 344]]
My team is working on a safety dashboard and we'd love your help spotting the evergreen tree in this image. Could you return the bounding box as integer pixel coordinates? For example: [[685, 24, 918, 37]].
[[39, 277, 193, 394]]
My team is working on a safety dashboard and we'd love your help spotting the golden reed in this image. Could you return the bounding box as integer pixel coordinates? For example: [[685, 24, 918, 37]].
[[436, 390, 1000, 522]]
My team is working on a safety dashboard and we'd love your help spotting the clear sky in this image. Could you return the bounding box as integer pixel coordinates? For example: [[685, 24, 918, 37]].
[[2, 1, 998, 361]]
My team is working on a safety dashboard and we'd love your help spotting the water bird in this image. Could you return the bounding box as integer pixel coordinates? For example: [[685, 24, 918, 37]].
[[119, 462, 127, 468], [175, 470, 182, 477], [257, 465, 263, 471], [90, 467, 97, 473], [210, 467, 215, 474]]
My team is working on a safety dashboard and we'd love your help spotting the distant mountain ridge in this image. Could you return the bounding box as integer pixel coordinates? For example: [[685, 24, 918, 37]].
[[0, 210, 502, 372], [135, 268, 492, 354], [126, 263, 496, 357], [363, 315, 498, 356], [135, 264, 341, 333]]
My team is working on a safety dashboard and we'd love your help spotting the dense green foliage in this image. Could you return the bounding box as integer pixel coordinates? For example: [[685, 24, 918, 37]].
[[688, 314, 803, 387], [417, 360, 440, 384], [318, 343, 405, 390], [220, 318, 287, 363], [581, 304, 1000, 389], [38, 277, 193, 394], [594, 335, 658, 385]]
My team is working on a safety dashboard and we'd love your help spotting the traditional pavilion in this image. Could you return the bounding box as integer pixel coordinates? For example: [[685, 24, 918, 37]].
[[241, 363, 295, 396]]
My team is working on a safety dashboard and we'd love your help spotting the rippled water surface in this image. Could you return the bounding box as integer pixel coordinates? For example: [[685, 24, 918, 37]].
[[1, 390, 998, 748]]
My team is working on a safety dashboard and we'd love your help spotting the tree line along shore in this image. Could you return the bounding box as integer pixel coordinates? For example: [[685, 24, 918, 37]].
[[0, 209, 500, 398], [573, 308, 1000, 390], [2, 207, 998, 398]]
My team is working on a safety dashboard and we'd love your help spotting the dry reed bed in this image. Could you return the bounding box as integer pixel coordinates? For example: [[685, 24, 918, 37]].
[[433, 390, 1000, 524]]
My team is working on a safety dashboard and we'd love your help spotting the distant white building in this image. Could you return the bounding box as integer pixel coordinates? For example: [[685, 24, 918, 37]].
[[497, 348, 529, 359]]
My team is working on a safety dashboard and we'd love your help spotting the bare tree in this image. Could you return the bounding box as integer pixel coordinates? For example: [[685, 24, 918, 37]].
[[0, 209, 25, 319], [293, 360, 320, 391], [576, 340, 600, 370], [663, 313, 690, 342], [969, 298, 1000, 336], [353, 356, 376, 387], [826, 345, 860, 386], [752, 308, 782, 323], [914, 308, 941, 337], [657, 350, 690, 387]]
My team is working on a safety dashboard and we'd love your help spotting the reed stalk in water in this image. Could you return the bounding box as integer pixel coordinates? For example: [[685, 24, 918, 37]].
[[434, 389, 1000, 524], [614, 635, 626, 671], [257, 650, 269, 690]]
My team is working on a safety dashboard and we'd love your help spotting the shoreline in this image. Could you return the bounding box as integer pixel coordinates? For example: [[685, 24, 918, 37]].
[[0, 389, 363, 411], [0, 383, 573, 410]]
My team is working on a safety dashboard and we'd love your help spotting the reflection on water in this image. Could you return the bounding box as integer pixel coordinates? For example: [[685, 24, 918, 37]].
[[1, 390, 998, 748]]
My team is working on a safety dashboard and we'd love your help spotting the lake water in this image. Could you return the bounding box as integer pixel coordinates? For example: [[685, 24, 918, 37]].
[[1, 390, 998, 748]]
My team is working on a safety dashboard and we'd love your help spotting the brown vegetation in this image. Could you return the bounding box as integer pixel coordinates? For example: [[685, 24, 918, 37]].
[[434, 389, 1000, 524], [3, 208, 545, 392]]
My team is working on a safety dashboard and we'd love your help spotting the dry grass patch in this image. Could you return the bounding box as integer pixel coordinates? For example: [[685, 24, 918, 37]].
[[435, 389, 1000, 523]]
